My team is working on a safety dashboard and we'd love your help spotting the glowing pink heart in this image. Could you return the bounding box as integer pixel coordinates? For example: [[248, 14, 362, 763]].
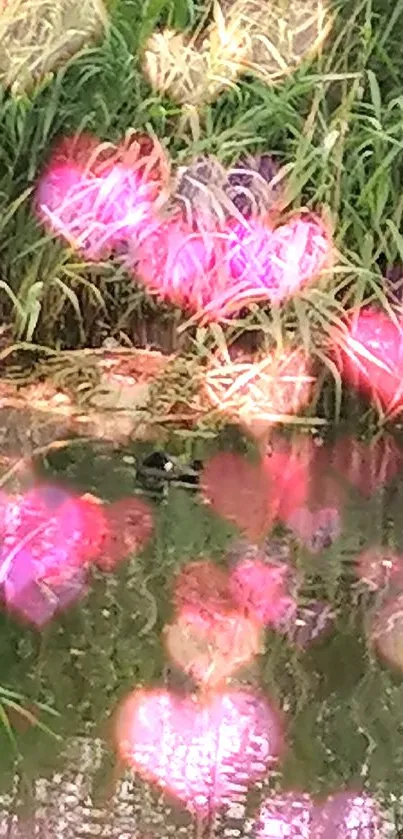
[[35, 134, 331, 319], [0, 484, 106, 626], [254, 790, 382, 838], [131, 213, 330, 321], [131, 216, 221, 314], [262, 436, 311, 523], [164, 604, 262, 689], [115, 688, 284, 814], [200, 452, 275, 541], [286, 505, 342, 553], [311, 791, 382, 838], [229, 557, 296, 627], [35, 132, 165, 260], [3, 551, 88, 627], [172, 559, 235, 619], [96, 496, 154, 571], [224, 214, 331, 304], [337, 306, 403, 413], [264, 436, 344, 551], [255, 791, 313, 838]]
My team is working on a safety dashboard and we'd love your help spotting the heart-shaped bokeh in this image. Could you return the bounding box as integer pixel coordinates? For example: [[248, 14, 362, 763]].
[[130, 211, 331, 321], [164, 604, 262, 689], [115, 687, 284, 814], [142, 0, 333, 110], [0, 0, 107, 94], [254, 789, 382, 838], [0, 484, 106, 626], [228, 556, 296, 627], [167, 558, 263, 687], [0, 484, 154, 626], [172, 559, 235, 617], [310, 790, 382, 837], [95, 496, 154, 572], [200, 451, 276, 541], [35, 132, 169, 260], [336, 306, 403, 415], [35, 133, 332, 322], [203, 348, 314, 438]]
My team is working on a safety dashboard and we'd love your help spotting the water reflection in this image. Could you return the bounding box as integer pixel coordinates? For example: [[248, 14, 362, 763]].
[[115, 687, 284, 815], [255, 790, 382, 838], [0, 484, 154, 626], [0, 427, 401, 836]]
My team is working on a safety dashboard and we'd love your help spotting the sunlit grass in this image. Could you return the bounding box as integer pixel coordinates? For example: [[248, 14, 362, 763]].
[[0, 0, 401, 424]]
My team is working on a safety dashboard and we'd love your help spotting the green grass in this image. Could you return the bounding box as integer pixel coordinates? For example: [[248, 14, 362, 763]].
[[0, 0, 402, 397]]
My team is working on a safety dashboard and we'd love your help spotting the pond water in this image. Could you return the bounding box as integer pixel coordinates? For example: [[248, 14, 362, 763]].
[[0, 426, 402, 837]]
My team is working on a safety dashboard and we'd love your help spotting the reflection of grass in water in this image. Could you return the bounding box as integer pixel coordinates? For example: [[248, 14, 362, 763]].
[[0, 685, 60, 762], [0, 435, 400, 817]]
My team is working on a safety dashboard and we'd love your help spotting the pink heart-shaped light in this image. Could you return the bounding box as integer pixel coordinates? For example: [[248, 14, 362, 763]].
[[254, 790, 382, 838], [115, 687, 284, 814], [131, 213, 331, 321], [35, 132, 165, 260], [200, 451, 276, 541], [229, 557, 296, 627], [202, 348, 314, 439], [0, 484, 106, 626], [262, 436, 311, 523], [130, 216, 222, 314], [264, 436, 344, 552], [223, 214, 331, 304], [336, 306, 403, 413], [3, 551, 88, 627], [95, 496, 154, 572], [310, 791, 382, 838], [164, 605, 262, 689], [172, 559, 235, 619], [255, 791, 313, 838]]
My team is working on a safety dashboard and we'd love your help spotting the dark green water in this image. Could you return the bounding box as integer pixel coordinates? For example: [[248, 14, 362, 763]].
[[0, 429, 402, 837]]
